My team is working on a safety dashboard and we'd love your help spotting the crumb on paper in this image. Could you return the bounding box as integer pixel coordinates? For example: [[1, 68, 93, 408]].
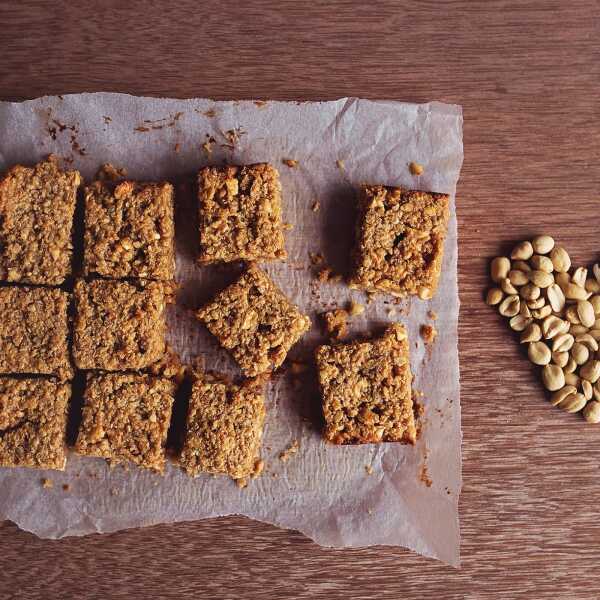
[[220, 127, 246, 151], [235, 477, 248, 489], [96, 163, 127, 182], [409, 161, 424, 175], [311, 200, 320, 212], [251, 459, 265, 479], [323, 309, 349, 340], [365, 465, 374, 475], [174, 142, 181, 153], [279, 440, 299, 462], [419, 460, 432, 488], [41, 478, 53, 489], [254, 100, 267, 108], [202, 135, 216, 155], [336, 159, 345, 170], [290, 360, 308, 375], [309, 251, 324, 266], [282, 158, 298, 168], [420, 324, 437, 344], [62, 484, 71, 492], [428, 310, 438, 320], [348, 300, 365, 317]]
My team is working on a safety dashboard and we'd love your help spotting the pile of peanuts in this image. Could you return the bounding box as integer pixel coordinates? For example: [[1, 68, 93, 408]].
[[486, 235, 600, 423]]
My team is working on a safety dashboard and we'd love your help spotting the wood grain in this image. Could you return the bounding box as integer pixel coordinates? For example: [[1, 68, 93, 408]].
[[1, 0, 600, 598]]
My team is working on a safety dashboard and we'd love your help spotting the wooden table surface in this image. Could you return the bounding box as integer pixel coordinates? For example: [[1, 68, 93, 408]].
[[2, 1, 600, 598]]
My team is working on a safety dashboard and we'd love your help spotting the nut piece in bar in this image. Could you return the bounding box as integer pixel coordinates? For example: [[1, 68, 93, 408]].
[[75, 372, 175, 473], [316, 323, 416, 444], [73, 279, 167, 371], [197, 164, 286, 264], [349, 184, 450, 299], [0, 377, 70, 470], [196, 264, 311, 377], [0, 155, 81, 285], [83, 180, 175, 281], [179, 372, 266, 479], [0, 287, 72, 379]]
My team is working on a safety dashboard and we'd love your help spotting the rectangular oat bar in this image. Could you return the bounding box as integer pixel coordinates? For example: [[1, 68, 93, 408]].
[[83, 180, 175, 281], [75, 372, 175, 473], [0, 377, 70, 470], [179, 372, 266, 479], [72, 279, 167, 371], [349, 184, 450, 299], [0, 287, 72, 379], [0, 155, 81, 285], [196, 264, 311, 377], [316, 323, 416, 444], [197, 164, 286, 264]]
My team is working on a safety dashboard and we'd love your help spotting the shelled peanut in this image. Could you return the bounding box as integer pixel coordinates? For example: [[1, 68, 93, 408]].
[[487, 235, 600, 423]]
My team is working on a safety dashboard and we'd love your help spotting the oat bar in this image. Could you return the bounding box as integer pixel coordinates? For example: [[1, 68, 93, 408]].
[[316, 323, 416, 444], [75, 372, 175, 473], [73, 279, 167, 371], [0, 377, 70, 470], [0, 287, 72, 379], [83, 180, 175, 281], [349, 184, 450, 299], [0, 155, 81, 285], [179, 372, 266, 478], [197, 164, 286, 264], [196, 264, 311, 377]]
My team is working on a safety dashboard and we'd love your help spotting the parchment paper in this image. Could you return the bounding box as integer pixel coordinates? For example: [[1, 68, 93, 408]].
[[0, 94, 463, 566]]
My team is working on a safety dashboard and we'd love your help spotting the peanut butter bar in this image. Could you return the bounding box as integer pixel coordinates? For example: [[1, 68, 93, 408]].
[[349, 185, 450, 299], [0, 287, 72, 379], [0, 155, 81, 285], [83, 180, 175, 281], [316, 323, 416, 444], [73, 279, 167, 371], [197, 164, 286, 264], [196, 264, 311, 377], [179, 372, 266, 478], [0, 377, 70, 470], [75, 373, 175, 473]]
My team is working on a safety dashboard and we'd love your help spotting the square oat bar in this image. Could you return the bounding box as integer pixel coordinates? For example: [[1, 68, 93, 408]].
[[83, 180, 175, 281], [0, 155, 81, 285], [72, 279, 167, 371], [0, 287, 72, 379], [179, 372, 266, 479], [316, 323, 416, 445], [197, 164, 286, 264], [75, 373, 175, 473], [196, 264, 311, 377], [0, 377, 70, 470], [349, 184, 450, 299]]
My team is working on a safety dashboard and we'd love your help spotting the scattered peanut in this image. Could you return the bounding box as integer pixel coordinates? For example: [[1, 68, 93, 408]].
[[583, 401, 600, 423]]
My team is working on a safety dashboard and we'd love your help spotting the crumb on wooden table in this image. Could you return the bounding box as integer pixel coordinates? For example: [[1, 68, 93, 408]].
[[311, 200, 320, 212], [202, 135, 216, 155], [336, 159, 345, 170], [235, 477, 248, 489], [365, 465, 374, 475], [41, 478, 53, 489], [279, 440, 299, 462], [282, 222, 294, 230], [62, 483, 70, 492], [96, 163, 127, 181], [282, 158, 298, 168], [428, 309, 438, 320], [409, 161, 424, 176], [309, 252, 324, 266]]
